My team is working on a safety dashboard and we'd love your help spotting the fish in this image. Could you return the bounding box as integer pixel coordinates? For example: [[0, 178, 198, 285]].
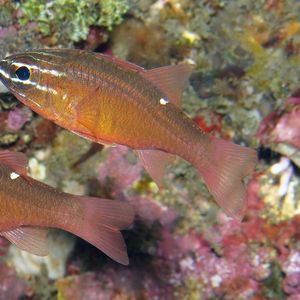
[[0, 150, 134, 265], [0, 49, 257, 221]]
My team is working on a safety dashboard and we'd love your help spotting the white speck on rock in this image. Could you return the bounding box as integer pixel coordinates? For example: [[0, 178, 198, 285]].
[[180, 256, 195, 271], [28, 157, 46, 180], [283, 250, 300, 274], [211, 274, 222, 288], [6, 230, 75, 280]]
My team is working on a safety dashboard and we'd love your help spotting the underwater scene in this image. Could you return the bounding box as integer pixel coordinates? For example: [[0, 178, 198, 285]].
[[0, 0, 300, 299]]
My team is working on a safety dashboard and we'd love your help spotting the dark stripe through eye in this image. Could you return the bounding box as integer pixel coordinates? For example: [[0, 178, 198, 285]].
[[15, 66, 30, 81]]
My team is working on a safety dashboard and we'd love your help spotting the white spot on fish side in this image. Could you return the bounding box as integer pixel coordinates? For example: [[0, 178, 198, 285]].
[[159, 98, 169, 105], [10, 172, 20, 180]]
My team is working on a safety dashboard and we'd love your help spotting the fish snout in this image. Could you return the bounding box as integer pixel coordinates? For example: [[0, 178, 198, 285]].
[[0, 59, 10, 83], [0, 59, 8, 71]]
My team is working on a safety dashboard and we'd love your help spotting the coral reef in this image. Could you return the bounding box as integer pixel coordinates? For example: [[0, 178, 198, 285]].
[[257, 95, 300, 167], [15, 0, 129, 45], [1, 0, 300, 299]]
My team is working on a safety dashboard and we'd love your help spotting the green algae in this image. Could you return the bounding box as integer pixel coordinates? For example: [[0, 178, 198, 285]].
[[261, 262, 285, 300], [0, 5, 14, 27], [0, 132, 18, 146], [16, 0, 129, 44], [176, 278, 203, 300], [0, 93, 18, 110]]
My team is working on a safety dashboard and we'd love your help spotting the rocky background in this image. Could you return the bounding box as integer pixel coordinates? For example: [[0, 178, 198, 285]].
[[1, 0, 300, 299]]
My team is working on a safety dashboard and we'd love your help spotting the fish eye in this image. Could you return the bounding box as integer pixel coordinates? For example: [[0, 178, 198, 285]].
[[15, 66, 31, 81]]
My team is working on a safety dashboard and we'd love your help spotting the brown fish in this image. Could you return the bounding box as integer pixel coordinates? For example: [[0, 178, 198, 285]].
[[0, 150, 134, 265], [0, 49, 257, 221]]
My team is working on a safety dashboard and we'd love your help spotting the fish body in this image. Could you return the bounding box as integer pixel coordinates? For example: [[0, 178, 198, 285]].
[[0, 50, 200, 155], [0, 165, 73, 230], [0, 49, 257, 221], [0, 151, 134, 265]]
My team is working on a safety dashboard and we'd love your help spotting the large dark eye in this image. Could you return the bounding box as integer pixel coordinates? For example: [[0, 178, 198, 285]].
[[15, 66, 30, 81]]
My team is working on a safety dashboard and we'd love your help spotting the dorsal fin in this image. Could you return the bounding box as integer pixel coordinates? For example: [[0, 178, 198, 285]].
[[94, 53, 145, 72], [142, 64, 195, 107], [0, 150, 28, 177]]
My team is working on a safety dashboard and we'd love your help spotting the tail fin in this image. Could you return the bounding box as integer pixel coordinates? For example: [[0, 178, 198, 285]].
[[70, 197, 134, 265], [197, 136, 257, 221]]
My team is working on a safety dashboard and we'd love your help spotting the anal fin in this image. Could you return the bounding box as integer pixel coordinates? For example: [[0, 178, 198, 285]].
[[136, 150, 175, 188], [1, 226, 49, 256]]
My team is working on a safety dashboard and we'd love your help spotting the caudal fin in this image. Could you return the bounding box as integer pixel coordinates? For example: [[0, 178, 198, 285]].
[[197, 136, 257, 221], [71, 197, 134, 265]]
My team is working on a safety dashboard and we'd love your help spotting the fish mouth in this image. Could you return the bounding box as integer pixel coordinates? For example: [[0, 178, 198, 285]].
[[0, 59, 8, 71]]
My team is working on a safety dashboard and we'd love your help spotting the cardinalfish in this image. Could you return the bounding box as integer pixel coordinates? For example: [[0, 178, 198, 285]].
[[0, 150, 134, 265], [0, 49, 257, 221]]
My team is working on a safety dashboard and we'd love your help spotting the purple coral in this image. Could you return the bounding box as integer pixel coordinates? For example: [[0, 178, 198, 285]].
[[7, 107, 31, 131], [128, 195, 178, 227], [257, 96, 300, 150], [98, 146, 142, 193], [0, 25, 16, 39], [0, 263, 28, 300], [284, 273, 300, 295]]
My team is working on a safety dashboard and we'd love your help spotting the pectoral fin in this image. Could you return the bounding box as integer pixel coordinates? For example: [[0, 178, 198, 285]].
[[136, 150, 175, 188], [2, 226, 49, 256]]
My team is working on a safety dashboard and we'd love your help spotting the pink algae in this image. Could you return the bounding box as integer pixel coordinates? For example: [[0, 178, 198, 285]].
[[257, 96, 300, 149], [7, 107, 31, 131], [0, 263, 28, 300], [98, 146, 142, 193]]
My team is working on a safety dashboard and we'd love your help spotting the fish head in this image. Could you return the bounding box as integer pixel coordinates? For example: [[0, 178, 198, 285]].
[[0, 53, 40, 94], [0, 51, 68, 122]]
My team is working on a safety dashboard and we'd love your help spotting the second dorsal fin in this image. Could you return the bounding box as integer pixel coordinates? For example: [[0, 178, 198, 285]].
[[0, 150, 28, 177], [142, 64, 195, 107]]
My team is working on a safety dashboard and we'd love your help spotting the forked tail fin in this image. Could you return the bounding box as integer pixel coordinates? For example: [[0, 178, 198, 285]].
[[197, 136, 257, 221], [70, 197, 134, 265]]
